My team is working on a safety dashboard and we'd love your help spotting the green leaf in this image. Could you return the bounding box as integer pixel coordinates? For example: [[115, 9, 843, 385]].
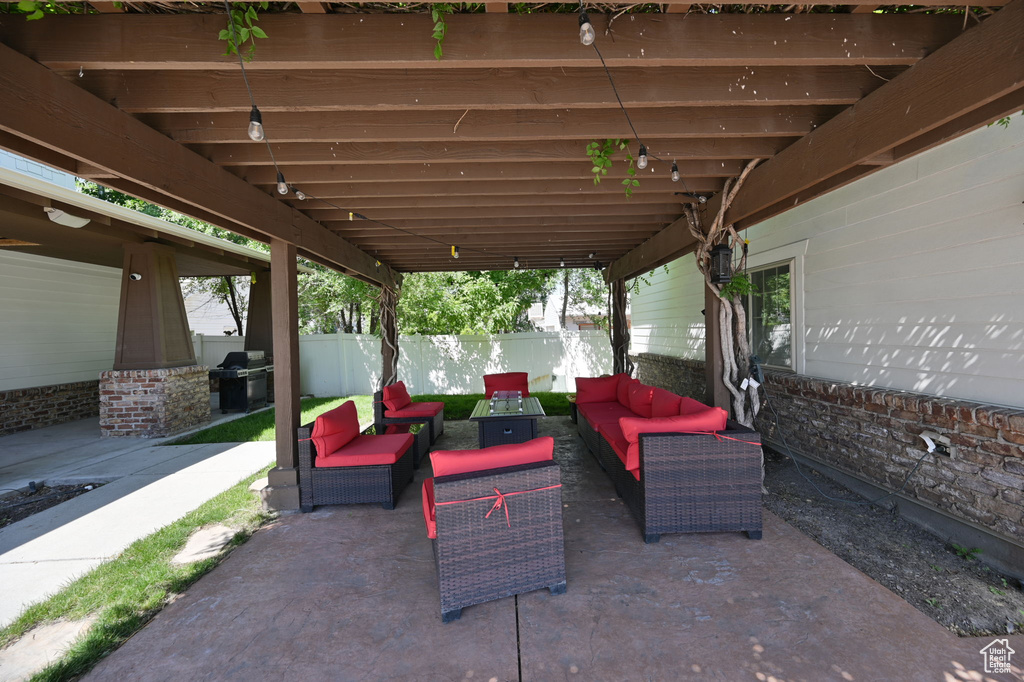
[[218, 29, 231, 40], [251, 26, 267, 39], [246, 6, 258, 21], [632, 179, 639, 186], [26, 9, 44, 19], [17, 0, 37, 11], [592, 177, 601, 186], [434, 43, 443, 60], [260, 1, 269, 9], [622, 179, 630, 186], [431, 8, 439, 21], [238, 27, 250, 43]]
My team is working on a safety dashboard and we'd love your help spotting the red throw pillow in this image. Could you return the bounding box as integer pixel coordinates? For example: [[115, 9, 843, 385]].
[[679, 396, 712, 416], [651, 388, 682, 418], [483, 372, 530, 398], [575, 376, 619, 404], [382, 381, 412, 411], [618, 409, 728, 444], [430, 436, 554, 477], [627, 382, 656, 418], [617, 375, 636, 407], [310, 401, 360, 456]]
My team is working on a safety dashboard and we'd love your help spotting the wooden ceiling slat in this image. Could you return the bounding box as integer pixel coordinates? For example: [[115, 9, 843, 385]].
[[143, 106, 840, 144], [71, 66, 898, 113], [324, 215, 680, 230], [311, 203, 682, 221], [1, 14, 963, 71], [297, 192, 697, 210]]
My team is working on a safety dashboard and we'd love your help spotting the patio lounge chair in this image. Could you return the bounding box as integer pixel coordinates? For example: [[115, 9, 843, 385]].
[[421, 436, 567, 622], [483, 372, 530, 398], [297, 400, 416, 512], [373, 381, 445, 446]]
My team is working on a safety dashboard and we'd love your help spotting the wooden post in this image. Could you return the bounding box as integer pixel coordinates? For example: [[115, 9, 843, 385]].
[[380, 285, 399, 388], [704, 284, 731, 411], [264, 239, 300, 511], [611, 279, 632, 376], [244, 268, 273, 356]]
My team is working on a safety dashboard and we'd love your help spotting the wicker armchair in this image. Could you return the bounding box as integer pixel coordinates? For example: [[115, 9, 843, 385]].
[[422, 437, 567, 622], [373, 381, 445, 445]]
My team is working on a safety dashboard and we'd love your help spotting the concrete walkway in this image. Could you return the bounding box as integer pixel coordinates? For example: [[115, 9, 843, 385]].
[[83, 418, 1024, 681], [0, 416, 274, 628]]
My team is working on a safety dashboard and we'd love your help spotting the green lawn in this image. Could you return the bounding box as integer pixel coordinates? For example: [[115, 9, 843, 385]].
[[173, 392, 573, 445], [0, 467, 273, 681]]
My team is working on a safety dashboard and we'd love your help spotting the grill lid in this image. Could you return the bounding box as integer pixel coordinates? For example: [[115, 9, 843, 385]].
[[217, 350, 266, 370]]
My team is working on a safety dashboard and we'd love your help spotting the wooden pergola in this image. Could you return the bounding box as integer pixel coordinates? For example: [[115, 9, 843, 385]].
[[0, 0, 1021, 507]]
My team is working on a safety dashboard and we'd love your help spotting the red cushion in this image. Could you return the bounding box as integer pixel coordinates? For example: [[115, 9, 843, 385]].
[[382, 381, 412, 411], [430, 436, 554, 477], [628, 383, 656, 418], [310, 401, 360, 457], [483, 372, 530, 398], [422, 478, 437, 539], [315, 433, 413, 467], [384, 424, 411, 434], [619, 409, 729, 445], [577, 401, 636, 430], [679, 397, 712, 416], [384, 401, 444, 418], [617, 376, 637, 407], [575, 375, 619, 404], [651, 388, 682, 418]]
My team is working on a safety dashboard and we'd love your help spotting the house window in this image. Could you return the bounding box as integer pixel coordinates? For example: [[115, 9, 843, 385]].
[[747, 263, 792, 370]]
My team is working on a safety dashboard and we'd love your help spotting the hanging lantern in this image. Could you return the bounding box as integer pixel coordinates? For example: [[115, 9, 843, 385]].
[[709, 243, 733, 284]]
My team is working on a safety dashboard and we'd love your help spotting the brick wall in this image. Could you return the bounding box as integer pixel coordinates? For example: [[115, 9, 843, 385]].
[[0, 380, 99, 436], [634, 353, 1024, 545], [99, 365, 211, 438], [634, 352, 706, 402]]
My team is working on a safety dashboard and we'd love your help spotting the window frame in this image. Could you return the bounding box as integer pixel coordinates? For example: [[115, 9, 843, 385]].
[[742, 240, 807, 375]]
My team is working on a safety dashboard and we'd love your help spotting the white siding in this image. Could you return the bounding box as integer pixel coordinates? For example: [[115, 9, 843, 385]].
[[630, 257, 707, 360], [0, 252, 121, 390], [632, 121, 1024, 408]]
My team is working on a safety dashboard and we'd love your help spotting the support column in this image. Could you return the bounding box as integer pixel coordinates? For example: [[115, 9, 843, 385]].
[[264, 239, 300, 511], [704, 284, 731, 410], [380, 285, 399, 388], [611, 279, 633, 376], [244, 269, 273, 355]]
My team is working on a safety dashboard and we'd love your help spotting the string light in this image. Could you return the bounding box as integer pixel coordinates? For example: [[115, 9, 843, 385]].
[[671, 162, 680, 182], [636, 145, 648, 170], [276, 171, 288, 195], [247, 105, 265, 142], [578, 10, 595, 46], [588, 252, 596, 259], [560, 257, 565, 267], [291, 186, 306, 201], [514, 256, 520, 269], [452, 245, 460, 259]]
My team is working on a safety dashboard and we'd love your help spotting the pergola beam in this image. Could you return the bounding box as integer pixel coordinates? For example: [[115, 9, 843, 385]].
[[0, 43, 398, 289], [0, 14, 963, 71]]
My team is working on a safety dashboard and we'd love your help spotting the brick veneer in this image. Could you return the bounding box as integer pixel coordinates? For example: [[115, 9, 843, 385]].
[[634, 352, 706, 402], [634, 353, 1024, 545], [99, 365, 211, 438], [0, 380, 99, 436]]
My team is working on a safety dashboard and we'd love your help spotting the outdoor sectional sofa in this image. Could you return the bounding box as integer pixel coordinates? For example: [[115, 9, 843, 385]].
[[373, 380, 445, 448], [421, 436, 567, 622], [574, 374, 763, 543], [297, 400, 419, 512]]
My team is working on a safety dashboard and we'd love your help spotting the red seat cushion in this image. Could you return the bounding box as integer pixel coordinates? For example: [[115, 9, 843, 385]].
[[384, 401, 444, 418], [483, 372, 530, 398], [575, 375, 619, 404], [679, 396, 713, 416], [651, 388, 683, 418], [384, 424, 411, 434], [422, 478, 437, 539], [627, 382, 656, 418], [617, 375, 635, 407], [576, 401, 636, 430], [381, 381, 412, 412], [430, 436, 554, 477], [316, 433, 413, 467], [310, 401, 360, 457]]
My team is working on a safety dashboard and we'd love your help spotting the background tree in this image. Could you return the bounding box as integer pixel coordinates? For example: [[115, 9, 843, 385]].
[[558, 269, 609, 329]]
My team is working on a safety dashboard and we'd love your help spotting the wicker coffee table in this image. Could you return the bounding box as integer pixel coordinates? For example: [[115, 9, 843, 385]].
[[469, 392, 545, 448]]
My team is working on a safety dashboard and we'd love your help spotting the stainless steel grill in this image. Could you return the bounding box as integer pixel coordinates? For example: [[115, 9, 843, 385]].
[[209, 350, 273, 413]]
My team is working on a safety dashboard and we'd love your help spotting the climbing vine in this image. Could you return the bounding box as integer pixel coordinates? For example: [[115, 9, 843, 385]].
[[219, 2, 269, 62], [431, 4, 455, 61], [586, 139, 640, 199]]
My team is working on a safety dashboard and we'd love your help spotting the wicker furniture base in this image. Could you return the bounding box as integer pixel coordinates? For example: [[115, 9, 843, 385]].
[[578, 414, 763, 543], [432, 460, 566, 622], [373, 390, 445, 445], [297, 422, 415, 512]]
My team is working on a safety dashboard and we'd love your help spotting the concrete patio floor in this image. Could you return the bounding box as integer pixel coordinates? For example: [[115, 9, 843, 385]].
[[85, 417, 1024, 681]]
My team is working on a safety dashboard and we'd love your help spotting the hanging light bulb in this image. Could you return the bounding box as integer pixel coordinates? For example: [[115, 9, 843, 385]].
[[452, 245, 460, 259], [671, 162, 680, 183], [559, 257, 565, 267], [636, 144, 648, 170], [291, 186, 306, 201], [247, 105, 265, 142], [276, 171, 288, 195], [514, 256, 520, 269], [578, 10, 595, 46], [588, 252, 596, 259]]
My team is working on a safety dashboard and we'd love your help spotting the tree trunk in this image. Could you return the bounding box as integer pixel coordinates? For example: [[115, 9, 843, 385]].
[[355, 301, 363, 334], [369, 306, 379, 336], [223, 276, 244, 336], [560, 270, 569, 329]]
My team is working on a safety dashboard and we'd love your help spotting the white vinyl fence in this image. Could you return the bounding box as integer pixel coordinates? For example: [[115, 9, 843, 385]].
[[193, 330, 612, 397]]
